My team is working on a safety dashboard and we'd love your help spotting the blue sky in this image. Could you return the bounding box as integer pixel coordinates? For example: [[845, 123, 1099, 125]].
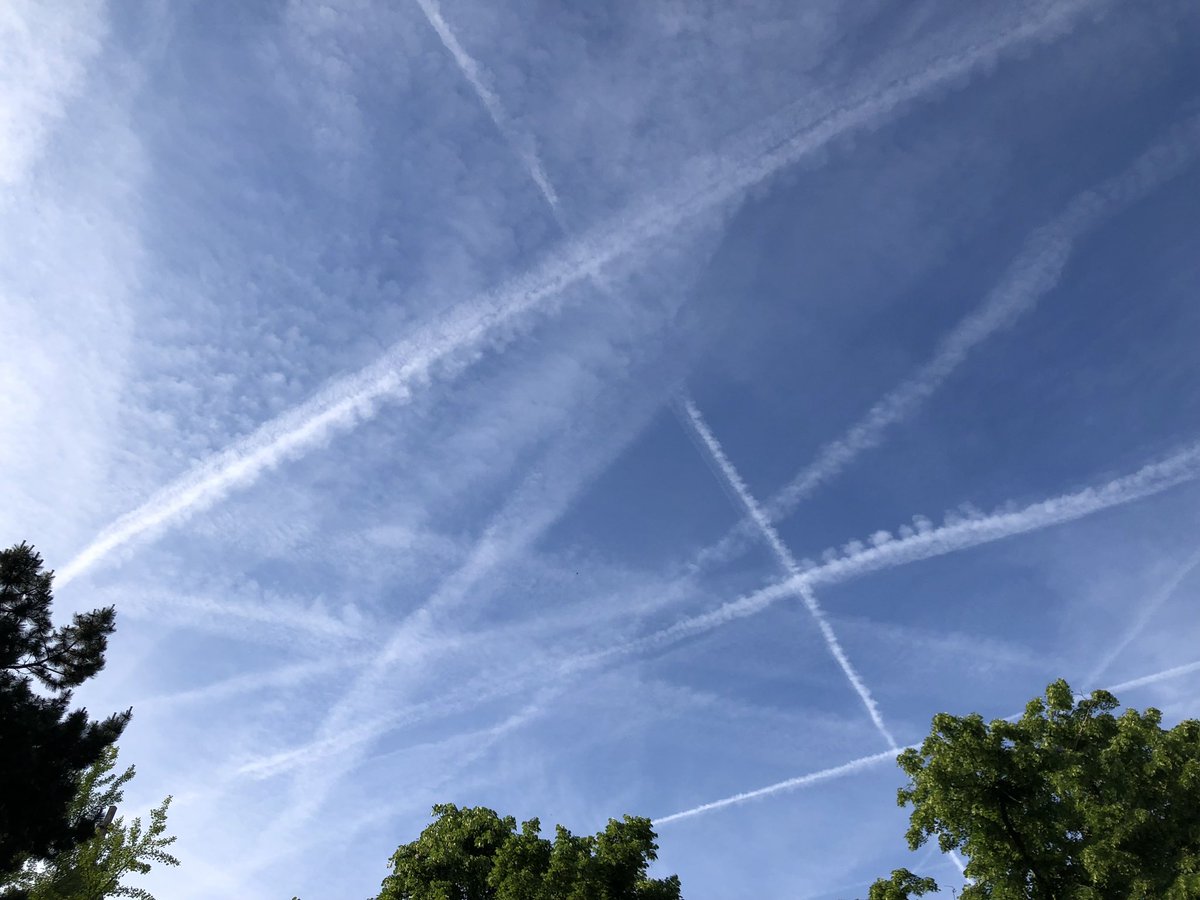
[[4, 0, 1200, 897]]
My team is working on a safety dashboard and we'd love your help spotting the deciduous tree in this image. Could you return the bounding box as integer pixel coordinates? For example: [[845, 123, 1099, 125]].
[[376, 803, 682, 900], [868, 679, 1200, 898], [1, 746, 179, 900]]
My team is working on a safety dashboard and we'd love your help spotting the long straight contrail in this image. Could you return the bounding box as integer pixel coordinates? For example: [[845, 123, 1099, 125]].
[[654, 652, 1200, 826], [58, 0, 1110, 586], [679, 396, 898, 749], [699, 111, 1200, 570], [238, 437, 1200, 781], [412, 0, 563, 221], [1087, 551, 1200, 686]]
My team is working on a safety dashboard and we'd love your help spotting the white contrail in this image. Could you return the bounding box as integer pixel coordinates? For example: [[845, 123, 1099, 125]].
[[679, 396, 897, 749], [654, 745, 909, 826], [238, 438, 1200, 780], [412, 0, 563, 220], [699, 111, 1200, 570], [58, 0, 1109, 585], [1085, 547, 1200, 687], [654, 653, 1200, 826]]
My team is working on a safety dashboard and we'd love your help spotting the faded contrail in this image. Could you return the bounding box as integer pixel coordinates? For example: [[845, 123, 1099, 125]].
[[412, 0, 563, 220], [263, 358, 685, 789], [654, 652, 1200, 825], [238, 438, 1200, 780], [59, 0, 1109, 585], [699, 111, 1200, 570], [679, 396, 897, 749], [1085, 547, 1200, 687]]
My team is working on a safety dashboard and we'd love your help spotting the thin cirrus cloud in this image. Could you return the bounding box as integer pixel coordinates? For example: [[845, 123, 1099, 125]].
[[55, 0, 1108, 589]]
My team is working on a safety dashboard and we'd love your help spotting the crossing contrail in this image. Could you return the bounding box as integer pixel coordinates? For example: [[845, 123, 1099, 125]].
[[58, 0, 1109, 586], [644, 439, 1200, 647], [698, 111, 1200, 570], [679, 396, 897, 749], [237, 437, 1200, 780]]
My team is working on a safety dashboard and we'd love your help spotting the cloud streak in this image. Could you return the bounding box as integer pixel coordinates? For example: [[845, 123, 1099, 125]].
[[58, 0, 1108, 585], [678, 396, 897, 749], [655, 653, 1200, 826], [1085, 547, 1200, 687]]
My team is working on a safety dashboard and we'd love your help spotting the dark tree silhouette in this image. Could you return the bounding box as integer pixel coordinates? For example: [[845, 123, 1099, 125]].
[[1, 543, 130, 880]]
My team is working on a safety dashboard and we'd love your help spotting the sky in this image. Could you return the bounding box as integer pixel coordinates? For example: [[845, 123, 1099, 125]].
[[3, 0, 1200, 897]]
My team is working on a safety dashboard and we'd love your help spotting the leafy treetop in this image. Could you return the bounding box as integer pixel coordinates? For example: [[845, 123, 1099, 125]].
[[377, 803, 682, 900], [868, 679, 1200, 898]]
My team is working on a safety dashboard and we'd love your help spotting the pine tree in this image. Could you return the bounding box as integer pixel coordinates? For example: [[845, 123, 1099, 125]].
[[1, 543, 131, 878]]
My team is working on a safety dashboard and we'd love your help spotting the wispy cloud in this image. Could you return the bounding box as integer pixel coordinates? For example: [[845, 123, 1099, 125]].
[[699, 110, 1200, 570], [678, 395, 897, 749], [655, 652, 1200, 826], [109, 584, 372, 651], [1085, 547, 1200, 687], [0, 1, 107, 188], [57, 0, 1106, 586]]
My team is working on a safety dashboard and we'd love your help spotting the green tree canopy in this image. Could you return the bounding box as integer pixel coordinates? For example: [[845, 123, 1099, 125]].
[[376, 804, 682, 900], [1, 745, 179, 900], [868, 679, 1200, 898], [0, 543, 131, 876]]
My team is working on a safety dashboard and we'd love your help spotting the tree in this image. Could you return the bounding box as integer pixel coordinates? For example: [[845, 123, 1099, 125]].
[[867, 679, 1200, 898], [1, 543, 131, 876], [376, 804, 683, 900], [0, 745, 178, 900]]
